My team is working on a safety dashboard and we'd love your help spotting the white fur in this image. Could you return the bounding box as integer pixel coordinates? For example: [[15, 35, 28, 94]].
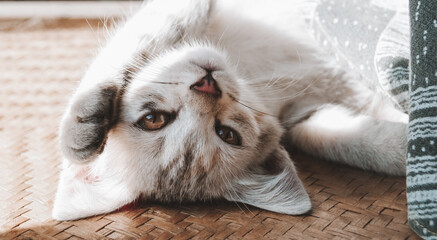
[[53, 0, 407, 220]]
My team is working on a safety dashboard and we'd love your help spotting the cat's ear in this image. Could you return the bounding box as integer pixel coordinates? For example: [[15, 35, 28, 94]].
[[137, 0, 216, 51], [224, 146, 311, 215], [59, 83, 120, 163]]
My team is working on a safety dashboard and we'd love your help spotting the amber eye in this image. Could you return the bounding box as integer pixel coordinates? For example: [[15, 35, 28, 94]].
[[138, 112, 171, 130], [216, 125, 241, 146]]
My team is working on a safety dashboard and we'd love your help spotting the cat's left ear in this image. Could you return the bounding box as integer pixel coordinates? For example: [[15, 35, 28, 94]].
[[224, 146, 311, 215]]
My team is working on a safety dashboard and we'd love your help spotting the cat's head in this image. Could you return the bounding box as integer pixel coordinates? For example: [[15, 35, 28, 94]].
[[53, 0, 311, 221], [54, 44, 310, 220]]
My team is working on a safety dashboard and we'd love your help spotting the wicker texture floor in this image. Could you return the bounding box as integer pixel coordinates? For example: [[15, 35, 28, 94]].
[[0, 19, 419, 239]]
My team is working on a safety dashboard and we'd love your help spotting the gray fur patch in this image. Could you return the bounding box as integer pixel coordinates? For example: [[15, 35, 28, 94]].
[[153, 139, 211, 202], [61, 85, 119, 162]]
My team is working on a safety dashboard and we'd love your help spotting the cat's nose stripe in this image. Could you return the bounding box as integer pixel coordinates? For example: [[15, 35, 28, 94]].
[[190, 71, 222, 97]]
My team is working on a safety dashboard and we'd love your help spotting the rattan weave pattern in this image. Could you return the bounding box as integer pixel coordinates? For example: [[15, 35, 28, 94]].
[[0, 19, 419, 239]]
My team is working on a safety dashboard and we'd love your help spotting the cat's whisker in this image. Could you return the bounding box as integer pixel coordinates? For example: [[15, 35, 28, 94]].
[[102, 17, 110, 38], [235, 88, 318, 104], [295, 46, 302, 66], [233, 99, 275, 117], [148, 81, 183, 85], [217, 26, 230, 45], [258, 82, 297, 95], [221, 176, 247, 214], [85, 19, 97, 35], [248, 73, 320, 102], [263, 68, 283, 90], [250, 81, 302, 93], [220, 164, 255, 216], [98, 16, 117, 43], [278, 110, 314, 125], [250, 76, 295, 90]]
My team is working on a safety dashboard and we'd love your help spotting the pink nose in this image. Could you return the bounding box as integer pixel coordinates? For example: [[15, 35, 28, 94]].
[[190, 71, 221, 96]]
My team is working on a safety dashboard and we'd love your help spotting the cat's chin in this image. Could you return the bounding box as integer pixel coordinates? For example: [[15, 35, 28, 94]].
[[52, 203, 90, 221], [52, 199, 138, 221], [52, 160, 139, 221]]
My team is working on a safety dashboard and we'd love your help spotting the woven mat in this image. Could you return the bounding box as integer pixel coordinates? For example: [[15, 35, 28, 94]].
[[0, 19, 419, 239]]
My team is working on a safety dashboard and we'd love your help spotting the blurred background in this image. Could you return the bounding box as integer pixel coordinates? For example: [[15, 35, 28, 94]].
[[0, 1, 142, 19]]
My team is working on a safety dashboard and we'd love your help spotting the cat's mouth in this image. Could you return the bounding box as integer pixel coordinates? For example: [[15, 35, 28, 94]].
[[190, 70, 222, 97]]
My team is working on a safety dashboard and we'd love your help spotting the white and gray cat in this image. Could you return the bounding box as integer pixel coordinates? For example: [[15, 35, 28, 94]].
[[52, 0, 408, 220]]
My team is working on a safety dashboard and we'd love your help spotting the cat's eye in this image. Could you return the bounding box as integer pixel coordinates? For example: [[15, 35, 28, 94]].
[[215, 125, 241, 146], [138, 111, 171, 130]]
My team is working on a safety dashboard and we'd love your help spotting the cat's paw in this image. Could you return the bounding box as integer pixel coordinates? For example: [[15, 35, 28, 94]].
[[60, 84, 119, 163]]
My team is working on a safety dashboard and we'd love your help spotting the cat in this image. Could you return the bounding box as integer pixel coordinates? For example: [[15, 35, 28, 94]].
[[52, 0, 408, 221]]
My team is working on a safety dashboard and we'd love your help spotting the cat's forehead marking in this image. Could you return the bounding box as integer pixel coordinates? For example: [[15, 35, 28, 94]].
[[229, 113, 249, 126], [133, 90, 179, 113], [118, 51, 153, 106], [139, 50, 150, 63], [155, 147, 198, 198], [139, 92, 167, 106], [152, 134, 222, 201], [122, 51, 150, 84], [122, 65, 138, 84], [141, 101, 157, 111]]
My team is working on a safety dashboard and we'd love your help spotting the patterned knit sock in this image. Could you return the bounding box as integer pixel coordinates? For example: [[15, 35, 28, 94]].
[[407, 0, 437, 239]]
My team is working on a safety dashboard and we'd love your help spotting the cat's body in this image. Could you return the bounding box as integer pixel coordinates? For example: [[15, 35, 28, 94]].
[[53, 0, 408, 220]]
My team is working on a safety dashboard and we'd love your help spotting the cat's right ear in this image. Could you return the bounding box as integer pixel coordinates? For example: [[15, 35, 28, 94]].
[[60, 83, 120, 163], [224, 146, 311, 215]]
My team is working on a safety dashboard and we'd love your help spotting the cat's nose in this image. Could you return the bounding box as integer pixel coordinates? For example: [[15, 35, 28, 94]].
[[190, 71, 222, 97]]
